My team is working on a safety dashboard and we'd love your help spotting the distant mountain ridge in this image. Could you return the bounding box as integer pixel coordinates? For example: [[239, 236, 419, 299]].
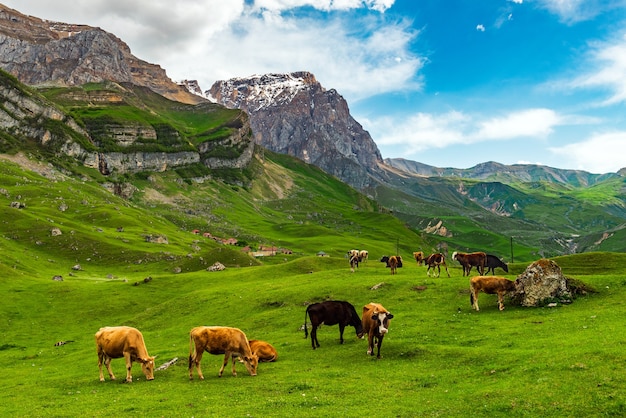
[[385, 158, 620, 187]]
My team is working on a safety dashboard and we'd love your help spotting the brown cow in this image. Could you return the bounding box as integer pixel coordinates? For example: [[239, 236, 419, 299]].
[[453, 251, 487, 276], [188, 326, 258, 379], [470, 276, 518, 311], [248, 340, 278, 362], [361, 302, 394, 359], [359, 250, 369, 262], [380, 255, 402, 274], [425, 253, 450, 277], [413, 251, 425, 266], [95, 326, 156, 383]]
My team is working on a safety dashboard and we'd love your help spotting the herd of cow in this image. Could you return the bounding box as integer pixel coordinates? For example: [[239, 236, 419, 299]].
[[94, 250, 514, 383], [95, 325, 277, 383], [94, 300, 396, 383], [348, 249, 509, 278]]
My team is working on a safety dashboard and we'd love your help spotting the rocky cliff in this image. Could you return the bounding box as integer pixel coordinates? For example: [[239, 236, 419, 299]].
[[0, 70, 253, 176], [208, 72, 386, 189], [0, 4, 204, 105]]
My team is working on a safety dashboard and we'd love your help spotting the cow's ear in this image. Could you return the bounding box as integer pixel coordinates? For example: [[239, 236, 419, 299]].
[[387, 313, 394, 319]]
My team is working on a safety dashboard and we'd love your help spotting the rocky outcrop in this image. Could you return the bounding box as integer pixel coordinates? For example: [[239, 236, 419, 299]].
[[510, 259, 574, 307], [208, 72, 386, 189], [0, 70, 253, 175], [0, 4, 204, 105]]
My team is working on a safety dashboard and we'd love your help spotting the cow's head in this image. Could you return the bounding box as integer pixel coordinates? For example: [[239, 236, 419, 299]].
[[242, 354, 258, 376], [371, 311, 393, 335], [139, 355, 157, 380]]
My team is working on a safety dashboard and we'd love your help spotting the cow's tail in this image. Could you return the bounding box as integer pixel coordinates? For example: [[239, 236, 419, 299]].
[[470, 289, 475, 307], [303, 306, 310, 339], [188, 331, 196, 369]]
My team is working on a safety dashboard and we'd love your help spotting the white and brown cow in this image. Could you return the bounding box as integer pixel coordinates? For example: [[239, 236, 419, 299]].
[[425, 253, 450, 278], [95, 326, 156, 383], [360, 302, 394, 359], [470, 276, 518, 311], [188, 326, 258, 379], [248, 340, 278, 362]]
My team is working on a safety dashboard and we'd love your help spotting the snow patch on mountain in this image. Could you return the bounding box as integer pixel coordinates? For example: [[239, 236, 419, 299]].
[[207, 72, 320, 112]]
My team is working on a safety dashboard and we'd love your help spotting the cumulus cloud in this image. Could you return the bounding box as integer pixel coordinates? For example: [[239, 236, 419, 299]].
[[569, 35, 626, 106], [476, 24, 486, 32], [549, 132, 626, 173], [475, 108, 560, 139], [367, 108, 565, 156], [5, 0, 419, 102]]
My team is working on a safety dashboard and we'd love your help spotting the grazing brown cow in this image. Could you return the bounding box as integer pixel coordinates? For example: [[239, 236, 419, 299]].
[[425, 253, 450, 277], [248, 340, 278, 362], [470, 276, 518, 311], [380, 255, 402, 274], [95, 326, 156, 383], [413, 251, 425, 266], [361, 302, 394, 359], [304, 300, 363, 349], [453, 251, 487, 276], [188, 326, 258, 379]]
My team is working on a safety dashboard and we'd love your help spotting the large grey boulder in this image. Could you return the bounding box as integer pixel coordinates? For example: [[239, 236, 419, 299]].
[[510, 259, 574, 307]]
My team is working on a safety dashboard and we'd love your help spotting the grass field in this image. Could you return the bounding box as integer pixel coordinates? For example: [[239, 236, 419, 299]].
[[1, 253, 625, 417]]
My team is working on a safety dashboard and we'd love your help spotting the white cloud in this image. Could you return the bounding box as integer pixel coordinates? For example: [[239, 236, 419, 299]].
[[549, 132, 626, 173], [475, 108, 561, 140], [476, 24, 486, 32], [366, 108, 564, 156], [252, 0, 394, 13], [4, 0, 418, 102], [570, 35, 626, 106], [535, 0, 626, 24]]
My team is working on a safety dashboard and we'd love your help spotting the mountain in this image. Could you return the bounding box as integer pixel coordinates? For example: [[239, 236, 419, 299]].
[[1, 4, 625, 258], [385, 158, 618, 187], [0, 4, 203, 105], [208, 72, 387, 189]]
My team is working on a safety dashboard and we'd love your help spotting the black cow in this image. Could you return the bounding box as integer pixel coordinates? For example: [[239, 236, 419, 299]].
[[303, 301, 363, 349], [472, 254, 509, 275]]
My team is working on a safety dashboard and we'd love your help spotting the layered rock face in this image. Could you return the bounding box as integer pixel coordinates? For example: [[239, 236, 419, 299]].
[[0, 5, 203, 105], [208, 72, 386, 189]]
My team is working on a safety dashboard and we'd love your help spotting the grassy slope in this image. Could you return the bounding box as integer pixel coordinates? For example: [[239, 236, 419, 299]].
[[1, 246, 626, 416]]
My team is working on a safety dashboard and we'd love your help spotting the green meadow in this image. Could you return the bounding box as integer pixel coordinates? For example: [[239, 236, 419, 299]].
[[1, 151, 625, 417], [1, 252, 626, 417]]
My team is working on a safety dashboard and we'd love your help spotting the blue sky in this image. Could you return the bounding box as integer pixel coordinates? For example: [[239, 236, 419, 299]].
[[6, 0, 626, 173]]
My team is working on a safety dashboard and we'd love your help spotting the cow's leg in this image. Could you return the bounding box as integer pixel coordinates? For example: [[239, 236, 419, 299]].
[[97, 350, 106, 381], [230, 353, 238, 376], [339, 324, 345, 344], [218, 353, 229, 377], [498, 292, 505, 311], [123, 352, 133, 383], [190, 349, 205, 380], [311, 325, 319, 349], [436, 265, 440, 278], [367, 334, 375, 356], [376, 336, 384, 359], [471, 289, 480, 311]]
